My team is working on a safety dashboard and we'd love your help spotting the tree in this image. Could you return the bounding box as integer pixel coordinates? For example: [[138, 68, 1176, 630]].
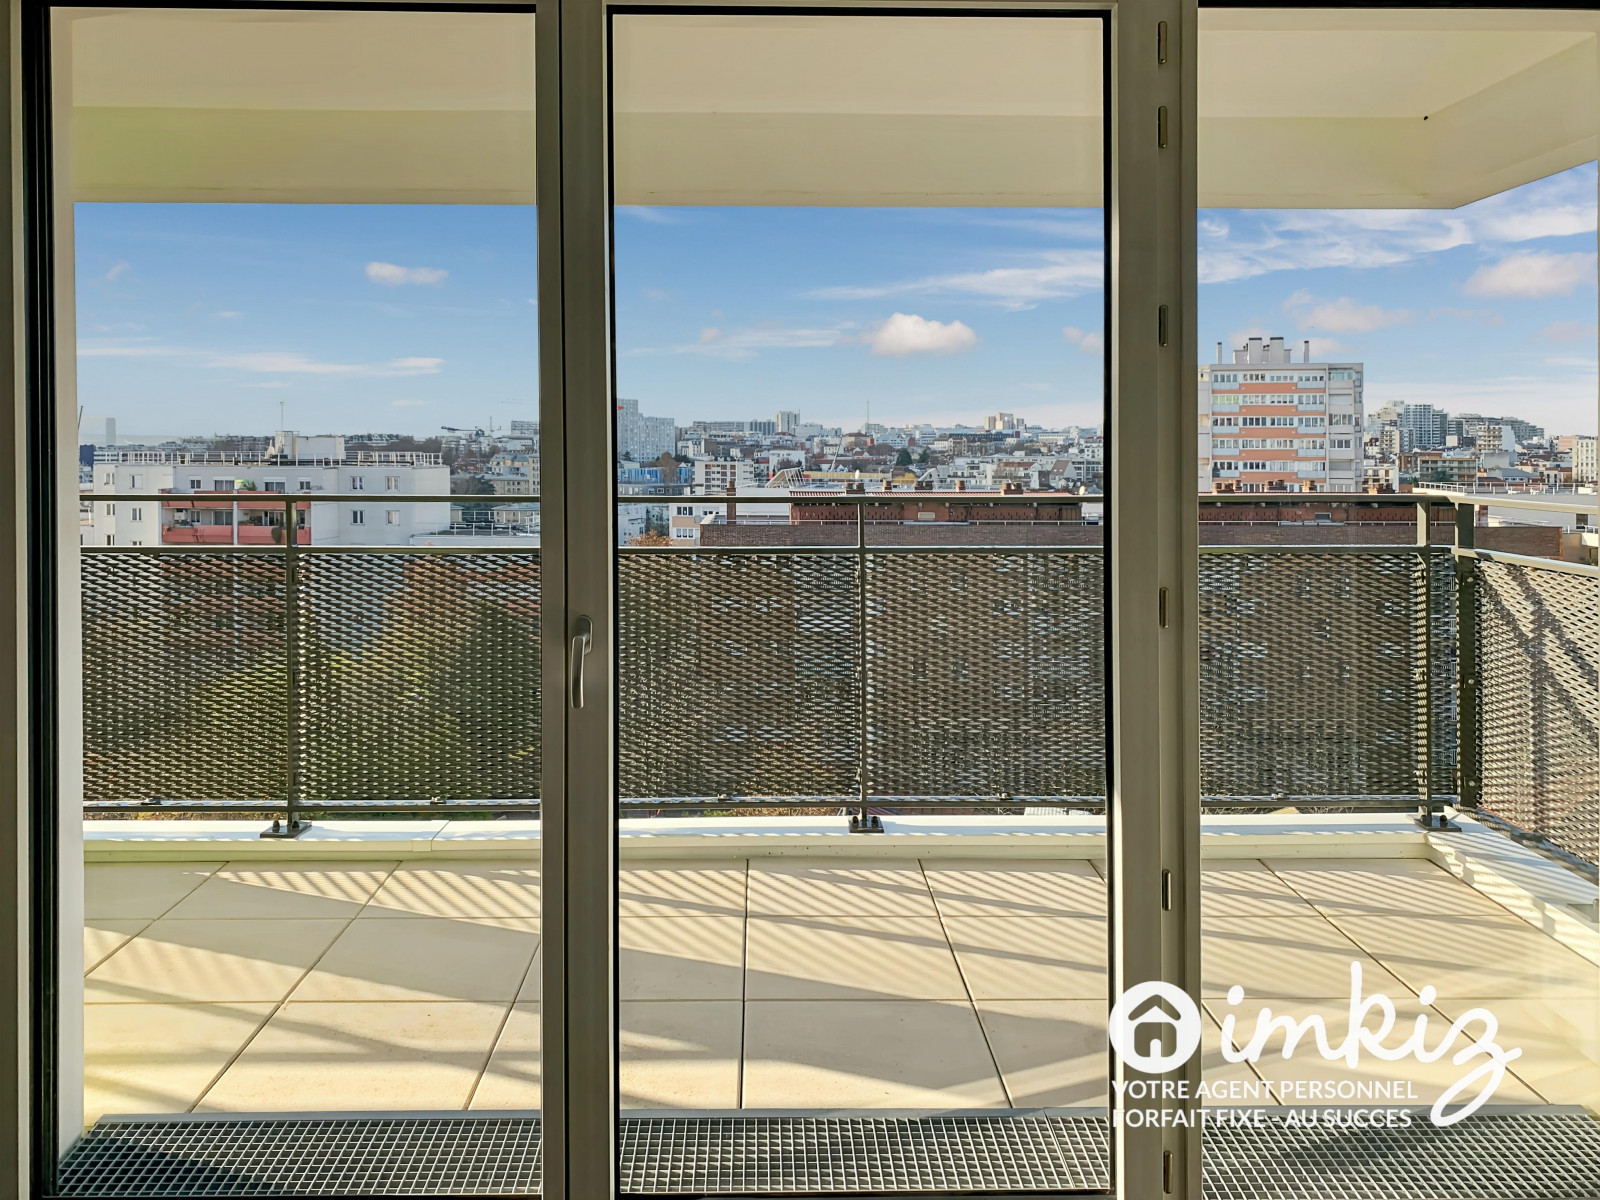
[[916, 449, 931, 465], [628, 531, 674, 547], [895, 449, 913, 467]]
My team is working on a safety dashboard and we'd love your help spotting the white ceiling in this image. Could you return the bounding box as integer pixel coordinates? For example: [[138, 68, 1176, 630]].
[[58, 6, 1600, 209]]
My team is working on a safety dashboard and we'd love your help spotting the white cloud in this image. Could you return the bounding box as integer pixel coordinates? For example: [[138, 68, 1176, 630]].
[[863, 313, 978, 357], [1536, 320, 1599, 344], [104, 261, 130, 283], [617, 207, 680, 224], [365, 261, 448, 287], [1284, 290, 1413, 334], [1463, 251, 1596, 299], [1199, 166, 1600, 286], [1061, 326, 1104, 354], [812, 250, 1102, 310], [635, 323, 854, 360], [213, 311, 243, 319], [78, 339, 444, 377]]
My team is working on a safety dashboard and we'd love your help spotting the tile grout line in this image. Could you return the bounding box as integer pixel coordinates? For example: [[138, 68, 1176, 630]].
[[463, 941, 539, 1112], [917, 858, 1013, 1108], [1258, 858, 1556, 1106], [184, 858, 404, 1113], [84, 859, 226, 976]]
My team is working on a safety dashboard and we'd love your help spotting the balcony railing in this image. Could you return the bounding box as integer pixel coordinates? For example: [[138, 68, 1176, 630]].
[[77, 492, 1599, 868]]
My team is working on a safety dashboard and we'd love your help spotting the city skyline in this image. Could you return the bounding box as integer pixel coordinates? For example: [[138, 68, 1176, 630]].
[[74, 163, 1599, 441]]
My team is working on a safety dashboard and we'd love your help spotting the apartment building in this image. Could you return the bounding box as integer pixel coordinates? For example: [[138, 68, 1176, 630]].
[[693, 456, 757, 493], [86, 432, 450, 547], [1572, 434, 1597, 484], [615, 397, 676, 463], [1199, 336, 1363, 493]]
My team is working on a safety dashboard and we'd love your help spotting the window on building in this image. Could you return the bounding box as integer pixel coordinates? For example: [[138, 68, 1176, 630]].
[[385, 475, 401, 491], [350, 476, 365, 490], [351, 510, 365, 525], [187, 478, 202, 490], [385, 510, 399, 525], [129, 473, 142, 488], [212, 479, 234, 492], [264, 481, 286, 493], [129, 508, 142, 521], [298, 480, 313, 491]]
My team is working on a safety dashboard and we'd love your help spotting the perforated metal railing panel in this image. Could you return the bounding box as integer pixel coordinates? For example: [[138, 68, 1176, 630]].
[[1197, 550, 1426, 798], [81, 550, 541, 809], [1476, 559, 1599, 862], [866, 551, 1105, 798], [618, 552, 861, 798], [82, 552, 289, 805], [297, 553, 541, 803], [58, 1111, 1600, 1197]]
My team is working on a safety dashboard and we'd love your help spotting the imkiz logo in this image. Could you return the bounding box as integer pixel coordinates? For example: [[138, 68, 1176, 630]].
[[1108, 980, 1202, 1075], [1108, 965, 1522, 1126]]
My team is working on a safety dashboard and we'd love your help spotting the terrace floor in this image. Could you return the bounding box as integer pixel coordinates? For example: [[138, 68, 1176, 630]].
[[78, 820, 1600, 1126]]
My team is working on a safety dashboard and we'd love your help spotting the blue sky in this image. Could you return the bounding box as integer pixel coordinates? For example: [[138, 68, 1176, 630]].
[[76, 162, 1599, 442]]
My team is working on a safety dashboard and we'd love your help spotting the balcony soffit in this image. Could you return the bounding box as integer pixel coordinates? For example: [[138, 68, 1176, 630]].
[[58, 7, 1600, 209]]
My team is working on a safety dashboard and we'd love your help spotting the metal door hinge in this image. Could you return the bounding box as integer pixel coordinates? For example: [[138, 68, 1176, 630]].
[[1157, 21, 1168, 65], [1158, 105, 1169, 148], [1158, 304, 1169, 347]]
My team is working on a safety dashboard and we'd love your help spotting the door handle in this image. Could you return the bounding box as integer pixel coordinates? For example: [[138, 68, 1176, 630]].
[[570, 615, 594, 709]]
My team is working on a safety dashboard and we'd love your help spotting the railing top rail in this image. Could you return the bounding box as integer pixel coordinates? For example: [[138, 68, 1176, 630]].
[[1453, 545, 1600, 578], [1416, 487, 1600, 517]]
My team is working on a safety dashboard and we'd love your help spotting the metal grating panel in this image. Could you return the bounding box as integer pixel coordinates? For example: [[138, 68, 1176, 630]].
[[298, 554, 541, 803], [865, 552, 1104, 798], [618, 553, 861, 798], [1198, 551, 1421, 798], [618, 1116, 1107, 1194], [1202, 1109, 1600, 1200], [1476, 560, 1599, 862], [59, 1111, 1600, 1198], [1427, 549, 1459, 798], [82, 553, 289, 805]]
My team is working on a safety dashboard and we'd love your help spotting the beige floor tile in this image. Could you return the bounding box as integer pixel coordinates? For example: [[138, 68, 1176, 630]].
[[744, 1000, 1007, 1108], [923, 860, 1103, 919], [84, 1002, 274, 1124], [85, 919, 348, 1003], [293, 917, 539, 1003], [747, 861, 936, 917], [364, 861, 540, 920], [1205, 996, 1544, 1108], [620, 1001, 742, 1110], [620, 862, 747, 918], [943, 917, 1107, 1000], [1263, 859, 1516, 922], [1202, 918, 1412, 1000], [85, 863, 223, 920], [1429, 995, 1600, 1107], [1330, 912, 1600, 1000], [516, 945, 542, 1002], [165, 862, 396, 920], [746, 916, 966, 1000], [621, 917, 744, 1001], [976, 1003, 1259, 1109], [471, 1003, 540, 1110], [198, 1001, 508, 1112], [975, 1000, 1107, 1107], [85, 919, 149, 974], [1202, 862, 1318, 919]]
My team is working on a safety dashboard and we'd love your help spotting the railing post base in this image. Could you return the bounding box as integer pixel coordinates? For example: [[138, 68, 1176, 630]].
[[260, 817, 313, 840], [848, 811, 883, 834], [1412, 804, 1458, 833]]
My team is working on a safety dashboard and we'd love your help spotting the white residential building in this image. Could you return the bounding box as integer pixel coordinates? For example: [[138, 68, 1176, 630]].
[[693, 457, 757, 493], [85, 432, 450, 547], [616, 397, 676, 463], [1574, 434, 1597, 485], [1199, 336, 1363, 493]]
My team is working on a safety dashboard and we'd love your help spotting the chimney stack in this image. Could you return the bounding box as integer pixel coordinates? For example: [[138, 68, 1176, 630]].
[[1304, 340, 1311, 363], [1216, 342, 1223, 364], [725, 479, 737, 526]]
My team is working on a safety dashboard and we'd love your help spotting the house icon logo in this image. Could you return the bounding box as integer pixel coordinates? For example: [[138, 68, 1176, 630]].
[[1109, 981, 1202, 1074]]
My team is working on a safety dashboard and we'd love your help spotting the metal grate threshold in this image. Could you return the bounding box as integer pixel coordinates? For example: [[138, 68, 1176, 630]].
[[56, 1107, 1600, 1198]]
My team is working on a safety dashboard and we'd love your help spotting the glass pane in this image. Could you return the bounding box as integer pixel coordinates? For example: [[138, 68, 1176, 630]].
[[1194, 8, 1600, 1194], [610, 12, 1110, 1193], [63, 4, 541, 1172]]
